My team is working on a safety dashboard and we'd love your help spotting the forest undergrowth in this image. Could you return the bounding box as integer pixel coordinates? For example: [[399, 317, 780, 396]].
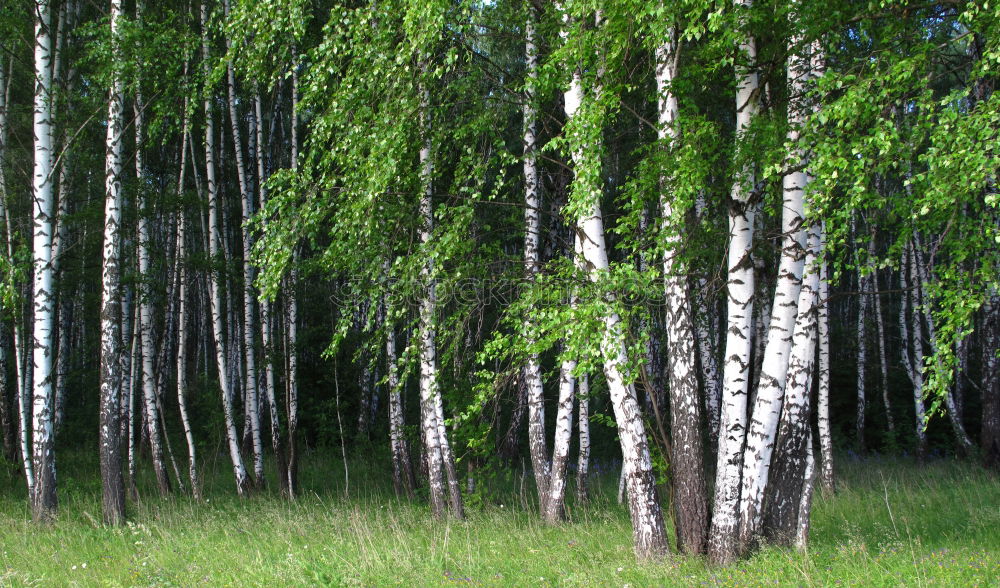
[[0, 452, 997, 586]]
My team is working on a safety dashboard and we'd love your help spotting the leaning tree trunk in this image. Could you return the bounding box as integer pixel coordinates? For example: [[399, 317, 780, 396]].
[[656, 33, 708, 555], [202, 0, 250, 496], [762, 221, 821, 546], [98, 0, 127, 525], [708, 2, 761, 564], [736, 26, 810, 556], [30, 0, 58, 522], [561, 10, 668, 558], [912, 235, 974, 454], [543, 235, 581, 524]]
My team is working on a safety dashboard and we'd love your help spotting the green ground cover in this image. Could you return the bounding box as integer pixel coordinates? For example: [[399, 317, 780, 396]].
[[1, 453, 997, 586]]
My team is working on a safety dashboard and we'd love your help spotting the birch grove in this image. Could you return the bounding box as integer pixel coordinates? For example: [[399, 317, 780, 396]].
[[0, 0, 994, 568]]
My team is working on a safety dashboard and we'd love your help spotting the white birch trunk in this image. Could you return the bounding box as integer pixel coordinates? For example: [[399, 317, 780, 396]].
[[543, 235, 581, 524], [134, 66, 172, 496], [856, 256, 870, 452], [872, 261, 894, 435], [522, 10, 550, 512], [99, 0, 126, 524], [576, 374, 590, 503], [284, 53, 300, 497], [417, 82, 461, 519], [899, 241, 928, 459], [30, 0, 58, 521], [175, 102, 200, 499], [762, 221, 821, 545], [708, 1, 761, 563], [657, 33, 709, 555], [202, 0, 249, 495], [735, 28, 810, 554], [912, 235, 974, 453], [817, 226, 834, 491], [561, 11, 668, 555], [222, 0, 264, 486]]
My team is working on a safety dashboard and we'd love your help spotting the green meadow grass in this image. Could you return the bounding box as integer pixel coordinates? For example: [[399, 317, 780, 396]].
[[1, 451, 998, 586]]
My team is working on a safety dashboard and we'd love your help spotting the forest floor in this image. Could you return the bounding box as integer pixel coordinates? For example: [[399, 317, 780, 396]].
[[0, 451, 998, 586]]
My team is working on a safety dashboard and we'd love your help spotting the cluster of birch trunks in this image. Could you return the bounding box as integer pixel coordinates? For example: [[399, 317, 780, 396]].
[[0, 0, 997, 569]]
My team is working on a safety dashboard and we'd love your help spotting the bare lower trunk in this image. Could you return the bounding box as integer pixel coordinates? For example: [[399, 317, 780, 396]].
[[899, 241, 927, 459], [856, 262, 869, 453], [763, 223, 821, 545], [385, 299, 415, 498], [576, 374, 590, 504], [817, 227, 834, 492], [982, 294, 1000, 470], [872, 264, 894, 436]]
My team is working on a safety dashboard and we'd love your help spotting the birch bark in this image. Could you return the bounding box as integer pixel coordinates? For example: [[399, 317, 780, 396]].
[[656, 33, 708, 554], [98, 0, 126, 523], [735, 25, 810, 553], [202, 0, 250, 495], [561, 9, 668, 558], [30, 0, 58, 521], [708, 0, 760, 563]]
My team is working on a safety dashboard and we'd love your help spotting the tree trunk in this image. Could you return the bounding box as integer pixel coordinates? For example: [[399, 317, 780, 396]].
[[134, 56, 171, 497], [576, 374, 590, 504], [981, 293, 1000, 470], [542, 235, 581, 524], [385, 297, 415, 498], [817, 226, 834, 492], [522, 9, 550, 514], [202, 0, 250, 496], [175, 97, 200, 500], [736, 27, 810, 555], [899, 241, 928, 460], [708, 3, 761, 563], [417, 81, 462, 519], [856, 250, 870, 453], [763, 221, 821, 546], [30, 0, 58, 522], [223, 0, 264, 487], [98, 0, 127, 525], [656, 32, 709, 555], [561, 12, 668, 555]]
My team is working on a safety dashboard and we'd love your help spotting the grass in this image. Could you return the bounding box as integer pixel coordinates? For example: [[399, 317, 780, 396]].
[[1, 451, 998, 586]]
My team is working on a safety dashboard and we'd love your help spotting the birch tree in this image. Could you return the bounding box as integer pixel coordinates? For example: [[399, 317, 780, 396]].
[[203, 0, 250, 495], [98, 0, 127, 525], [30, 0, 58, 522], [708, 0, 761, 564], [656, 26, 707, 555], [561, 7, 668, 560]]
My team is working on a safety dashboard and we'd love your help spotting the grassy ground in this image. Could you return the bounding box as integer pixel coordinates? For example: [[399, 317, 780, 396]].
[[1, 451, 998, 586]]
